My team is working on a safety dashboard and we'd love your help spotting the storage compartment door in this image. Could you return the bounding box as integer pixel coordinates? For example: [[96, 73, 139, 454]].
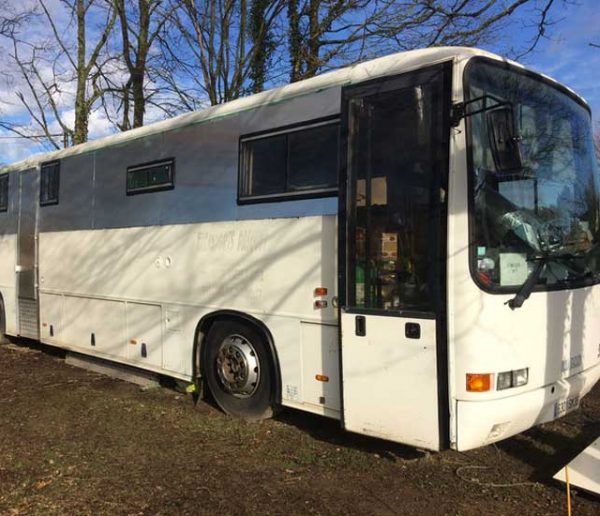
[[126, 302, 163, 368]]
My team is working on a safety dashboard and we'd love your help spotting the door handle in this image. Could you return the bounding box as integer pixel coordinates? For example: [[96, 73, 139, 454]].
[[405, 322, 421, 339], [355, 316, 366, 336]]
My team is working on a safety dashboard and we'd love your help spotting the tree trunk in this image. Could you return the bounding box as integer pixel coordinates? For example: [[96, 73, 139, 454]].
[[287, 0, 302, 82], [73, 0, 88, 145], [132, 0, 150, 128], [249, 0, 273, 93]]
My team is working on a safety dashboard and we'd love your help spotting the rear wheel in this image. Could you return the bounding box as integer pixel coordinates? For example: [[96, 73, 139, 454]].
[[203, 320, 276, 420]]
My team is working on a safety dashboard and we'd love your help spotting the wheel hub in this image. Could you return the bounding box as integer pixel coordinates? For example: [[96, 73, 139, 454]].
[[215, 334, 260, 398]]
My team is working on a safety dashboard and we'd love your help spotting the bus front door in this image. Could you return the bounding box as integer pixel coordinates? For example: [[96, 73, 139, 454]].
[[339, 64, 451, 450]]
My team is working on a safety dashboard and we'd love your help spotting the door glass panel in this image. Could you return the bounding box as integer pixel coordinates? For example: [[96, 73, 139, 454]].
[[347, 72, 446, 312]]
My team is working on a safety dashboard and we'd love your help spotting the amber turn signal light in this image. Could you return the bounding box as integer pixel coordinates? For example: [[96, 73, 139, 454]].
[[314, 287, 328, 297], [315, 374, 329, 382], [466, 373, 493, 392]]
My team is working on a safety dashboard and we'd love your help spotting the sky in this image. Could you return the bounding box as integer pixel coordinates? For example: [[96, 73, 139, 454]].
[[501, 0, 600, 123], [0, 0, 599, 166]]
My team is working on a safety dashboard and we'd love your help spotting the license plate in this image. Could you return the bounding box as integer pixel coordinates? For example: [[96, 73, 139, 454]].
[[554, 396, 580, 418]]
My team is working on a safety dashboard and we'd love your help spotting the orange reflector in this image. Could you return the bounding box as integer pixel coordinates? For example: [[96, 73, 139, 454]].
[[314, 287, 328, 297], [42, 323, 48, 327], [466, 373, 493, 392], [315, 374, 329, 382], [314, 300, 328, 309], [129, 339, 138, 345]]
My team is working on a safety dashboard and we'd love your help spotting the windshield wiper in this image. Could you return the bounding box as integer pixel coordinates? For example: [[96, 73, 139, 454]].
[[505, 252, 585, 310], [505, 258, 546, 310]]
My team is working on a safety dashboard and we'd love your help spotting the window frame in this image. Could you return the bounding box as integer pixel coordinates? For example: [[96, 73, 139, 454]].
[[339, 62, 452, 317], [126, 158, 175, 196], [238, 116, 340, 204], [40, 160, 60, 207], [0, 173, 8, 213]]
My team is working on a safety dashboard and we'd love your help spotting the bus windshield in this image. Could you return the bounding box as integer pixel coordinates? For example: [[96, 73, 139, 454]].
[[465, 60, 600, 292]]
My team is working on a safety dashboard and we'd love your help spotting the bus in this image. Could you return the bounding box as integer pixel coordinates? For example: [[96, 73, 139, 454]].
[[1, 47, 599, 452]]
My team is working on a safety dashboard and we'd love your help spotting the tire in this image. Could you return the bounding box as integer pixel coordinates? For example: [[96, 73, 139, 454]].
[[203, 320, 276, 421]]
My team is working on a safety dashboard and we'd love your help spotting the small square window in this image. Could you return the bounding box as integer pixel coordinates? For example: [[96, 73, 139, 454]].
[[0, 174, 8, 212], [127, 159, 175, 195], [40, 161, 60, 206]]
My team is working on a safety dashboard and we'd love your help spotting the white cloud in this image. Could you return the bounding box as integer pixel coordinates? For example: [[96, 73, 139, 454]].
[[0, 129, 44, 164]]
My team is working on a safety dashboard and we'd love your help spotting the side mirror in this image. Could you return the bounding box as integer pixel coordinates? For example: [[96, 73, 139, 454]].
[[486, 106, 523, 173]]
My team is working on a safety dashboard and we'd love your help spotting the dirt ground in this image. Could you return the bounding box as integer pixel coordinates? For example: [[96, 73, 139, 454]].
[[0, 340, 599, 515]]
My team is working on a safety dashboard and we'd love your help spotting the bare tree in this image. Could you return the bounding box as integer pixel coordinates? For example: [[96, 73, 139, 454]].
[[287, 0, 372, 82], [105, 0, 172, 130], [160, 0, 284, 108], [0, 1, 31, 37], [7, 0, 117, 148], [249, 0, 277, 93], [286, 0, 565, 83]]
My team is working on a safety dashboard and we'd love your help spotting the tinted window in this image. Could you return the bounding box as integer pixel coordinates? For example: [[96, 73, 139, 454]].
[[346, 68, 449, 312], [288, 124, 338, 191], [248, 135, 287, 196], [40, 161, 60, 206], [466, 60, 600, 292], [0, 174, 8, 212], [240, 121, 339, 201], [127, 159, 175, 195]]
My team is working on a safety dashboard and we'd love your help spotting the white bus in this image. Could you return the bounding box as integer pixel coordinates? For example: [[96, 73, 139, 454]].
[[1, 47, 599, 451]]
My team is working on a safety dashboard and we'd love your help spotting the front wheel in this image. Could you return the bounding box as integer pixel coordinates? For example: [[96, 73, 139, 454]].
[[203, 320, 276, 421]]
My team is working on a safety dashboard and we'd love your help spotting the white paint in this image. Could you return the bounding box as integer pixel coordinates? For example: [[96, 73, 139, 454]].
[[0, 233, 17, 335], [125, 303, 162, 368], [455, 346, 600, 451], [341, 312, 440, 450], [36, 215, 339, 415], [300, 322, 340, 412], [554, 437, 600, 496]]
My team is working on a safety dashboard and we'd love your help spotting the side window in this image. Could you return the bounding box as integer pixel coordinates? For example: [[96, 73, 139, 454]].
[[40, 161, 60, 206], [127, 158, 175, 195], [0, 174, 8, 212], [239, 120, 339, 202]]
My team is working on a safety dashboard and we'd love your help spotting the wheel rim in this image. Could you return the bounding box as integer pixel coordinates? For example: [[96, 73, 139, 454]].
[[215, 334, 260, 398]]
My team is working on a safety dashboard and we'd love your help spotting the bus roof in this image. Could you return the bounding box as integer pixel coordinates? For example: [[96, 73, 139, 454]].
[[0, 46, 587, 174]]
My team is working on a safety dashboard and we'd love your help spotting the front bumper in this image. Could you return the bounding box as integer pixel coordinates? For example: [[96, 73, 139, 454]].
[[455, 361, 600, 451]]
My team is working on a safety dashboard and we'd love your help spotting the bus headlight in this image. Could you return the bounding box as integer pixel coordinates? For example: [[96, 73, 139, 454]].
[[512, 368, 529, 387], [497, 368, 529, 390]]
